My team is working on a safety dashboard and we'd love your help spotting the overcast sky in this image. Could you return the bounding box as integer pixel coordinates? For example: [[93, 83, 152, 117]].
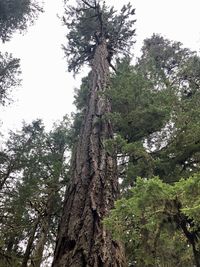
[[1, 0, 200, 137]]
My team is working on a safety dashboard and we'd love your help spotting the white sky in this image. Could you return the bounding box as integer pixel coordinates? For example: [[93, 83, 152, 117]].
[[0, 0, 200, 137]]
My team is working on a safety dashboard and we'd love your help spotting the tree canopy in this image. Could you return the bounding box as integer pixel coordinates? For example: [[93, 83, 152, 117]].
[[62, 0, 136, 72], [0, 52, 21, 106], [0, 0, 42, 42], [0, 0, 42, 107], [105, 175, 200, 266], [103, 35, 200, 267], [0, 118, 71, 266]]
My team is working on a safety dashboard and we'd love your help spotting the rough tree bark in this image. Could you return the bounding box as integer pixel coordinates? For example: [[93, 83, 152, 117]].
[[52, 40, 126, 267]]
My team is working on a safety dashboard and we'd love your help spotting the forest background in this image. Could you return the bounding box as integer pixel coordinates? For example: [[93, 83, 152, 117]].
[[1, 0, 200, 266]]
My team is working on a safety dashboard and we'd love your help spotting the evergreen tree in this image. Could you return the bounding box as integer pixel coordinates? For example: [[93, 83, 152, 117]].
[[52, 1, 135, 266], [0, 0, 42, 106], [105, 175, 200, 266], [0, 119, 71, 266], [103, 35, 200, 266], [70, 33, 200, 266], [137, 35, 200, 182], [0, 52, 21, 106], [0, 0, 42, 42], [104, 35, 200, 189]]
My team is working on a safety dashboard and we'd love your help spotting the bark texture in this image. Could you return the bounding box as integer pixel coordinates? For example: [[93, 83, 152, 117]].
[[52, 41, 126, 267]]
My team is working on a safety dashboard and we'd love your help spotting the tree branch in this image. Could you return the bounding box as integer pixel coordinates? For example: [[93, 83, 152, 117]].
[[81, 0, 95, 9]]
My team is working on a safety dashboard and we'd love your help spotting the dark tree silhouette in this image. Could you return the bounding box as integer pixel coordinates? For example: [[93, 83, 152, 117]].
[[0, 0, 42, 42]]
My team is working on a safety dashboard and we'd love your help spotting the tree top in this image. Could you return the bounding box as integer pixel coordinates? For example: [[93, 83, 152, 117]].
[[63, 0, 136, 73]]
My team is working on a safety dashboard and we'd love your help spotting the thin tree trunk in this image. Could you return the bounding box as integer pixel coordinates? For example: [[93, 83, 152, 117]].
[[191, 242, 200, 267], [21, 219, 39, 267], [30, 186, 58, 267], [177, 206, 200, 267], [0, 168, 12, 191], [30, 218, 49, 267], [52, 41, 126, 267]]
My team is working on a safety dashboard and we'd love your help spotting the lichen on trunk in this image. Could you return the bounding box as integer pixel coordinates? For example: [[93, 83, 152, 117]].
[[52, 40, 126, 267]]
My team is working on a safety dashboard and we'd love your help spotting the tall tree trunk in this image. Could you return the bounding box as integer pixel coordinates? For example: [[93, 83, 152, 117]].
[[52, 41, 126, 267]]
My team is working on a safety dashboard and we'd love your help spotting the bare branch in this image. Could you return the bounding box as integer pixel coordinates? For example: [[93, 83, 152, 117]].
[[81, 0, 95, 9]]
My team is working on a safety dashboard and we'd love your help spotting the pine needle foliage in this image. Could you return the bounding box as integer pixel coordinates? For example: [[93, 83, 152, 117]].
[[0, 0, 43, 42], [62, 0, 136, 73], [0, 52, 21, 105]]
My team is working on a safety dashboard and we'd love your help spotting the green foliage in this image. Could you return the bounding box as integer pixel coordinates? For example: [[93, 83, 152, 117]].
[[0, 0, 42, 108], [137, 34, 193, 88], [101, 36, 200, 266], [73, 35, 200, 189], [0, 52, 21, 106], [0, 118, 71, 265], [0, 0, 43, 42], [108, 58, 172, 143], [105, 175, 200, 266], [175, 174, 200, 226], [103, 35, 200, 187], [102, 57, 172, 188], [150, 45, 200, 182], [62, 0, 136, 72]]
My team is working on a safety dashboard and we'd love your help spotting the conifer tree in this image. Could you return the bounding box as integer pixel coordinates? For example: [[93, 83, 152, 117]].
[[52, 1, 135, 266], [104, 35, 200, 266], [0, 0, 42, 42], [0, 52, 21, 106], [0, 119, 70, 266], [0, 0, 42, 106]]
